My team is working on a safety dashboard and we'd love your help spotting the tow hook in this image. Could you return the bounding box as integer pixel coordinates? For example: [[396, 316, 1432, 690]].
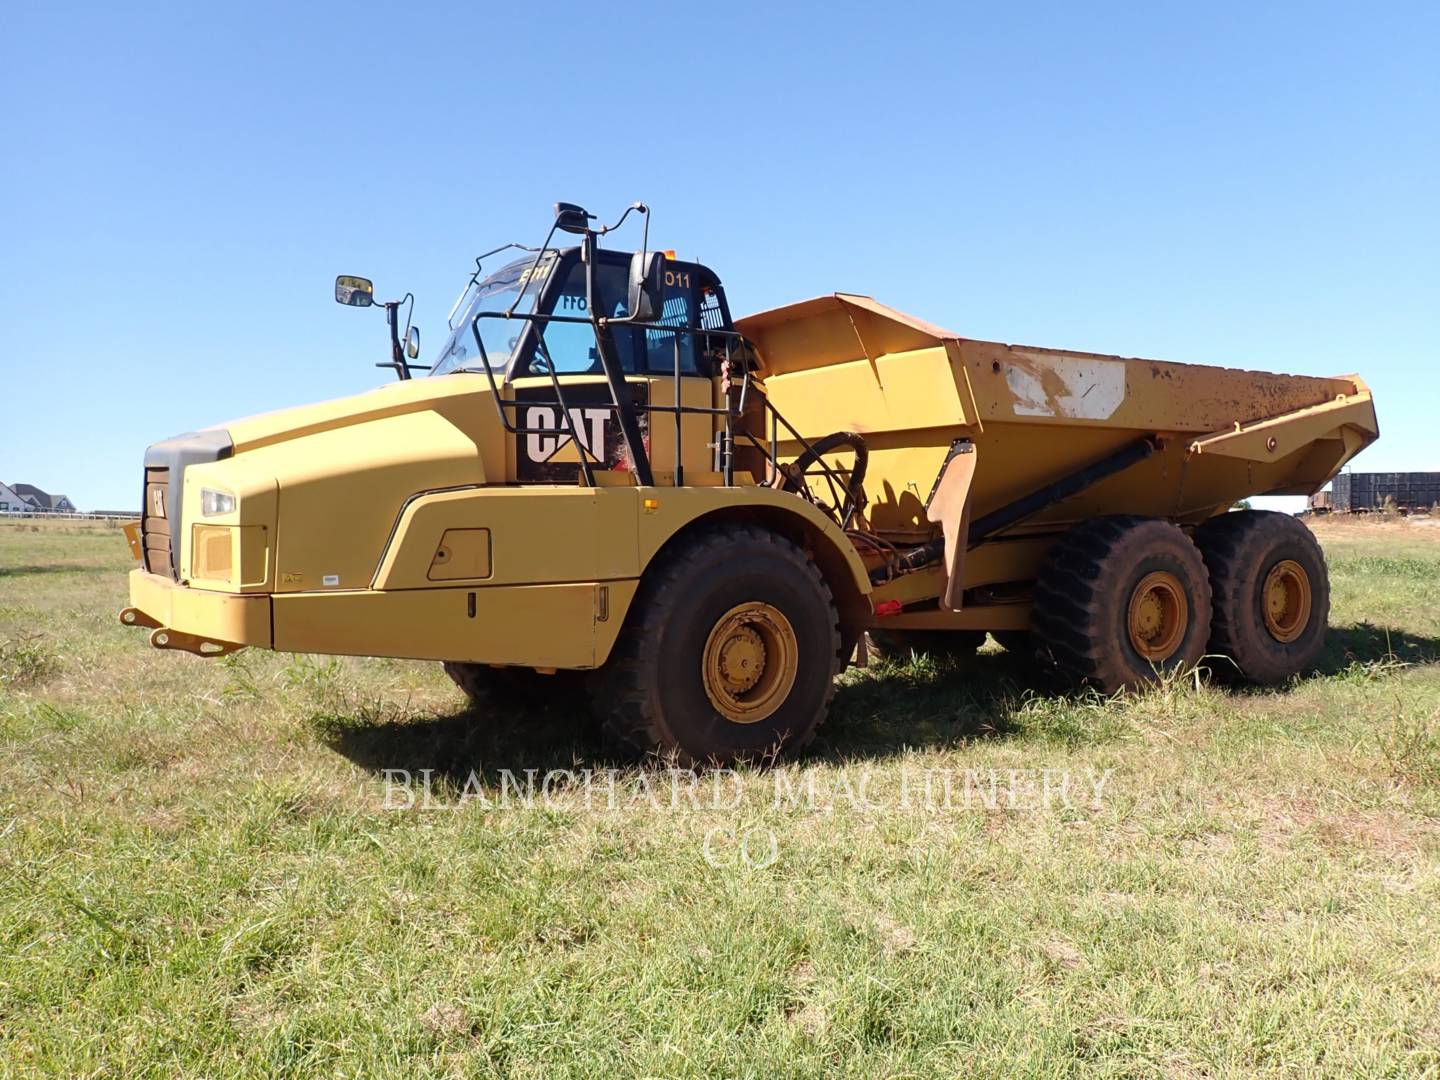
[[148, 627, 242, 658], [119, 606, 161, 630]]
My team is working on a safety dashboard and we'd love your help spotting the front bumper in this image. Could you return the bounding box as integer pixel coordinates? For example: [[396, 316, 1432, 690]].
[[122, 570, 271, 656], [122, 570, 639, 667]]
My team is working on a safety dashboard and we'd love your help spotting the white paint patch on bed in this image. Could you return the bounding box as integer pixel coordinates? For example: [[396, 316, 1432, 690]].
[[1004, 351, 1126, 420]]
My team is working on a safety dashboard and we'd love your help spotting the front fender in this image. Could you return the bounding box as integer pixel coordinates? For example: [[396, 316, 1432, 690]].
[[371, 483, 872, 667], [632, 485, 873, 626]]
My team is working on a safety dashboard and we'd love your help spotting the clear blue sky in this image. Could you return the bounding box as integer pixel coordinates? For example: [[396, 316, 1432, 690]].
[[2, 1, 1435, 512]]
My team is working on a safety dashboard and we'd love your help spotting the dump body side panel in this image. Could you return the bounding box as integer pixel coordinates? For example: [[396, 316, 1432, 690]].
[[742, 294, 1377, 539], [956, 339, 1360, 432]]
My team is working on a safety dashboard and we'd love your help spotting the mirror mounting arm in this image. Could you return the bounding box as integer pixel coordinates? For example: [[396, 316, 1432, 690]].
[[336, 275, 422, 381], [383, 299, 410, 380], [378, 295, 423, 380]]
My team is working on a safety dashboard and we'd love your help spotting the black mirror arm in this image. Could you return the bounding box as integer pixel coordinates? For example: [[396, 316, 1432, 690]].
[[381, 294, 419, 380], [398, 292, 415, 348], [384, 301, 407, 380]]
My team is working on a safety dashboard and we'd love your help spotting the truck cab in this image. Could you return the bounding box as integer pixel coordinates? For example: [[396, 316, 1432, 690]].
[[429, 243, 739, 486]]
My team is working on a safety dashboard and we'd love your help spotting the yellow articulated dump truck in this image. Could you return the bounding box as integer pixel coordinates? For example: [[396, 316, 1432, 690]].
[[121, 202, 1379, 764]]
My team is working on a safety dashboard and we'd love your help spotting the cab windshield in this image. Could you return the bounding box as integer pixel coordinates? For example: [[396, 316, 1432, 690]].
[[430, 254, 556, 376]]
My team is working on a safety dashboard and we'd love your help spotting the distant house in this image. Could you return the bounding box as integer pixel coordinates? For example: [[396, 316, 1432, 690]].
[[0, 481, 26, 513], [7, 483, 77, 514]]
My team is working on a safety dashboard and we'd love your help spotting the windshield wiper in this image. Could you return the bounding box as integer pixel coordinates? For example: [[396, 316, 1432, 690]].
[[448, 242, 540, 328]]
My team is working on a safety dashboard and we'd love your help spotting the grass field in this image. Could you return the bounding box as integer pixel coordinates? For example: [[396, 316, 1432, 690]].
[[2, 516, 1438, 1077]]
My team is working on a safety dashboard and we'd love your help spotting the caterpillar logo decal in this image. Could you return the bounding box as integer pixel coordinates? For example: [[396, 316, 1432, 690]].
[[515, 383, 649, 482]]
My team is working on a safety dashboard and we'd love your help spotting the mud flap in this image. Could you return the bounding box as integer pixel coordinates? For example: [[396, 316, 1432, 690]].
[[925, 441, 978, 611]]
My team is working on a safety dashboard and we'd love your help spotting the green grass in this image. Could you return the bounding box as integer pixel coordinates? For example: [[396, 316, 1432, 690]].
[[2, 516, 1439, 1077]]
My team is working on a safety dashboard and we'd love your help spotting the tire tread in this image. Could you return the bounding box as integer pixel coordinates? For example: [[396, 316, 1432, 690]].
[[1032, 515, 1211, 691], [590, 524, 841, 762], [1193, 510, 1329, 683]]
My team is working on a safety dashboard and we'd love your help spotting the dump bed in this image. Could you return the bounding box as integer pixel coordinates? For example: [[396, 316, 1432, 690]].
[[736, 295, 1378, 538]]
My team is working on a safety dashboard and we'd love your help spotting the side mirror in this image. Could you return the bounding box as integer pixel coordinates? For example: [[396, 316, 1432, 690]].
[[554, 201, 594, 235], [335, 275, 374, 307], [405, 326, 420, 359], [627, 250, 667, 322]]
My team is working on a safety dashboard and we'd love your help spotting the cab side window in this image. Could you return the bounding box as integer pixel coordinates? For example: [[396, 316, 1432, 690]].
[[530, 257, 639, 374], [535, 285, 602, 373], [641, 264, 723, 374], [519, 255, 718, 377], [644, 291, 698, 374]]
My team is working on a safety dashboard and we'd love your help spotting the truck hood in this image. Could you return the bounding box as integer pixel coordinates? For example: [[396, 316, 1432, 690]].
[[214, 374, 493, 453]]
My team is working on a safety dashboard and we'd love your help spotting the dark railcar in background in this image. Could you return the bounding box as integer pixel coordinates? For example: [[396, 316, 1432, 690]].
[[1311, 472, 1440, 513]]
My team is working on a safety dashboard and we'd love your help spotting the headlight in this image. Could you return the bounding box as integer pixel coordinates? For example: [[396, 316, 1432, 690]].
[[201, 488, 236, 517]]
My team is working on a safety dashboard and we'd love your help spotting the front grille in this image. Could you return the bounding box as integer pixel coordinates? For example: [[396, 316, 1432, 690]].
[[142, 466, 175, 577], [140, 430, 233, 582]]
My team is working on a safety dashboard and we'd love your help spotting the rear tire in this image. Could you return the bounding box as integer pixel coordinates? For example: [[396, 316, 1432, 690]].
[[590, 525, 842, 766], [1193, 510, 1329, 684], [1033, 516, 1212, 692]]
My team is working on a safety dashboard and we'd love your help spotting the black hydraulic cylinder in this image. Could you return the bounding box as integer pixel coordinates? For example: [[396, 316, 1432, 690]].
[[966, 436, 1158, 545], [869, 435, 1159, 585]]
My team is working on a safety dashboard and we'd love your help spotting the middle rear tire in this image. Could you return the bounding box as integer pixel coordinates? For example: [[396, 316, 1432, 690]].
[[1033, 516, 1212, 692]]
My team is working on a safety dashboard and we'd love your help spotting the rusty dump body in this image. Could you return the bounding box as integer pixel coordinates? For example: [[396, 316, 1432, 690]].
[[738, 294, 1379, 626]]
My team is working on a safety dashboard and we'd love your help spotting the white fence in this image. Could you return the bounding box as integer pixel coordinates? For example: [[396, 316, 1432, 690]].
[[0, 510, 136, 522]]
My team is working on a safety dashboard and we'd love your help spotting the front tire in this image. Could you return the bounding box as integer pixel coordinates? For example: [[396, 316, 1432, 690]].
[[590, 525, 842, 765], [1193, 510, 1329, 683]]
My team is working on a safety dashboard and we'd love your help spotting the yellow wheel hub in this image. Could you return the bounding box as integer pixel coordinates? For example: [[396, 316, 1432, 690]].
[[1127, 571, 1188, 661], [1262, 559, 1311, 643], [702, 602, 798, 724]]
